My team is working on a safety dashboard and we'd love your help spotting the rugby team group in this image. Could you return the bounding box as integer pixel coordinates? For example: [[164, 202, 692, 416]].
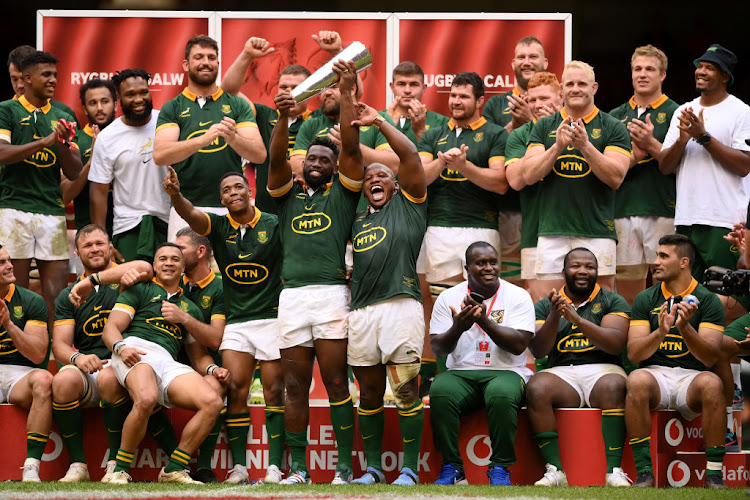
[[0, 29, 749, 489]]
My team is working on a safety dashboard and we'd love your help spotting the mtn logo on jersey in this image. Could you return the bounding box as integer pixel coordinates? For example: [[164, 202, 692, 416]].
[[225, 262, 269, 285], [554, 155, 590, 178], [292, 213, 332, 234], [0, 335, 18, 355], [440, 168, 467, 182], [660, 332, 689, 358], [557, 331, 596, 353], [353, 226, 387, 252], [146, 317, 182, 340], [25, 147, 56, 168], [186, 129, 228, 153], [83, 310, 111, 336]]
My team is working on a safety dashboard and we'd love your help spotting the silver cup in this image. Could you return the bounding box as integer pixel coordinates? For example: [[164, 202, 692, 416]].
[[291, 41, 372, 103]]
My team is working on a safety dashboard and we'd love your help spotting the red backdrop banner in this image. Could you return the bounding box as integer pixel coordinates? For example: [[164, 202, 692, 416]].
[[398, 18, 567, 116]]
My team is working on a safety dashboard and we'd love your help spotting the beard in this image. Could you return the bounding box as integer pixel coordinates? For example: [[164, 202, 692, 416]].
[[87, 112, 115, 130], [564, 272, 597, 297], [189, 66, 218, 87], [121, 99, 153, 123]]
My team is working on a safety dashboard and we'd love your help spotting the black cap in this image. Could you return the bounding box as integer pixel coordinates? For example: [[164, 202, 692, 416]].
[[694, 44, 737, 86]]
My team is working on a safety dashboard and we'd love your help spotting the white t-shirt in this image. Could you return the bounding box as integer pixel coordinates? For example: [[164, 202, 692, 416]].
[[661, 94, 750, 229], [89, 111, 171, 235], [430, 280, 535, 380]]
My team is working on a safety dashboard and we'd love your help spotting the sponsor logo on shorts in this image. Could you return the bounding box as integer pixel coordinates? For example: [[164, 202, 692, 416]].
[[225, 262, 269, 285], [292, 213, 332, 234]]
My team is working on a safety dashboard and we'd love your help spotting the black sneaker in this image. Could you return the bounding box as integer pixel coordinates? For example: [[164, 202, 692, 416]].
[[726, 430, 740, 452], [192, 467, 219, 483], [632, 471, 654, 487], [705, 473, 728, 489]]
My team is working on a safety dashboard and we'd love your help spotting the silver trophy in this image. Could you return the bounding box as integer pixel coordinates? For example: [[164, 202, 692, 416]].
[[291, 41, 372, 103]]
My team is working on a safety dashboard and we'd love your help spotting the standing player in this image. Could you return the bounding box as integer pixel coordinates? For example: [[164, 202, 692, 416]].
[[0, 245, 51, 482], [625, 234, 726, 488], [7, 45, 76, 116], [165, 170, 286, 484], [522, 61, 631, 295], [527, 248, 631, 487], [89, 69, 170, 262], [268, 60, 363, 484], [341, 93, 427, 485], [0, 50, 82, 330], [609, 46, 679, 305], [154, 35, 266, 241]]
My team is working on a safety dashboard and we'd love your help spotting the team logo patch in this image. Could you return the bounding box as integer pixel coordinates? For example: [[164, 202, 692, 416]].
[[179, 107, 191, 117], [257, 230, 268, 243], [592, 303, 602, 314], [425, 125, 431, 130], [548, 130, 557, 138], [360, 126, 371, 132], [13, 306, 23, 319], [474, 132, 484, 143], [489, 309, 504, 323], [201, 296, 211, 309], [19, 116, 31, 125], [591, 129, 601, 139], [222, 104, 231, 114], [109, 284, 119, 290], [657, 113, 667, 124], [179, 301, 189, 312]]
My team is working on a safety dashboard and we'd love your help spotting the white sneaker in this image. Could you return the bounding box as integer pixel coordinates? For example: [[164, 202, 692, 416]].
[[606, 467, 632, 487], [264, 464, 283, 484], [279, 470, 311, 484], [21, 458, 41, 482], [100, 460, 117, 483], [59, 462, 89, 483], [534, 463, 568, 486], [331, 469, 353, 484], [158, 467, 202, 484], [224, 464, 250, 484], [108, 470, 132, 484]]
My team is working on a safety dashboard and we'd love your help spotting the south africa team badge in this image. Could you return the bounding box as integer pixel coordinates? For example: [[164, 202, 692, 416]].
[[13, 306, 22, 318], [258, 231, 268, 243]]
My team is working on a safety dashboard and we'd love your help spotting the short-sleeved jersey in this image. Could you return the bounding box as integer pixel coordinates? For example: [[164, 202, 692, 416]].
[[181, 273, 225, 325], [0, 284, 48, 368], [482, 88, 519, 128], [55, 277, 121, 360], [72, 124, 114, 231], [271, 174, 361, 288], [527, 107, 632, 239], [385, 109, 449, 146], [291, 113, 391, 159], [0, 96, 79, 215], [505, 120, 540, 249], [113, 280, 203, 360], [12, 95, 76, 119], [630, 279, 725, 371], [534, 284, 630, 367], [418, 117, 506, 229], [201, 210, 282, 322], [609, 95, 679, 218], [156, 88, 257, 207], [351, 190, 427, 309]]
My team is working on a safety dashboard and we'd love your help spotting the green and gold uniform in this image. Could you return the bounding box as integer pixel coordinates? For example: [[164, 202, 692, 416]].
[[271, 175, 361, 288], [505, 120, 539, 250], [12, 95, 75, 119], [725, 313, 750, 360], [54, 277, 120, 360], [0, 96, 79, 216], [384, 109, 449, 146], [351, 191, 427, 310], [0, 284, 47, 367], [178, 272, 225, 367], [483, 88, 520, 128], [527, 107, 631, 239], [609, 95, 679, 218], [200, 210, 282, 321], [156, 88, 257, 207], [630, 279, 724, 371], [113, 280, 202, 360], [418, 117, 506, 229], [249, 102, 312, 213], [534, 284, 630, 367], [72, 124, 113, 232], [291, 113, 392, 159]]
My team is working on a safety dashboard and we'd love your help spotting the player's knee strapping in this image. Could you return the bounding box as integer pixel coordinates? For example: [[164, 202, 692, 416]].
[[387, 362, 421, 408]]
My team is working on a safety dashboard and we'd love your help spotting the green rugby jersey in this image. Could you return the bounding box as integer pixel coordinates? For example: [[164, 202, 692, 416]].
[[383, 109, 449, 146], [0, 95, 78, 216], [181, 273, 225, 366], [113, 280, 202, 360], [505, 120, 539, 250], [534, 284, 630, 367], [201, 210, 282, 323], [156, 88, 257, 207], [0, 284, 48, 368], [249, 102, 312, 213], [630, 279, 724, 371], [351, 190, 427, 309], [291, 113, 391, 159], [54, 276, 121, 360], [418, 117, 506, 229], [609, 94, 679, 218], [527, 107, 631, 239], [482, 88, 519, 128], [72, 124, 113, 231], [12, 95, 76, 119], [271, 174, 361, 288]]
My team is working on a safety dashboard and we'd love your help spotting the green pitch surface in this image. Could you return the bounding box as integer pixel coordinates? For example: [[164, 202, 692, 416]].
[[0, 483, 743, 500]]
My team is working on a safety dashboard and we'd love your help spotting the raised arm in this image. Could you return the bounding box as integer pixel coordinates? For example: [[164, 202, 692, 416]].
[[162, 166, 209, 235], [335, 59, 365, 182], [268, 91, 295, 191], [221, 37, 275, 95]]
